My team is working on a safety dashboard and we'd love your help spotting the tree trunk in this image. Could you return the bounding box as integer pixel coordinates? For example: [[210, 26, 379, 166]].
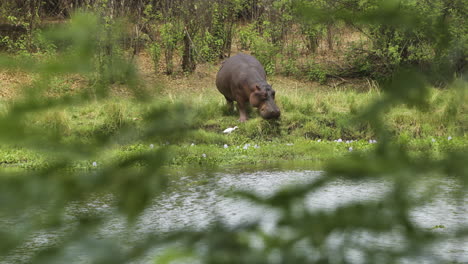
[[327, 23, 333, 51], [182, 33, 196, 73], [165, 48, 173, 75]]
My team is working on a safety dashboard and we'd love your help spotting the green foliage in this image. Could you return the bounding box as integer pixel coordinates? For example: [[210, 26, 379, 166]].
[[251, 36, 278, 75], [1, 0, 463, 82], [279, 39, 301, 76], [238, 23, 257, 50], [148, 42, 162, 73], [1, 29, 57, 57], [261, 0, 294, 47], [300, 22, 325, 53], [209, 2, 228, 58], [195, 30, 220, 63], [342, 43, 375, 77], [312, 0, 465, 83], [192, 0, 242, 63], [304, 60, 327, 84], [160, 22, 183, 75], [279, 57, 300, 77]]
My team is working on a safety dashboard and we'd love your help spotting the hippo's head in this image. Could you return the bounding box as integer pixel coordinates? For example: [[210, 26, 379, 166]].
[[250, 84, 281, 120]]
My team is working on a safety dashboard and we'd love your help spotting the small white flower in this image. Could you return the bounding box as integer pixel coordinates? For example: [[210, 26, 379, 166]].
[[317, 139, 321, 142], [165, 141, 170, 145], [431, 138, 436, 142], [149, 144, 154, 149], [202, 153, 206, 158], [223, 144, 228, 148], [337, 139, 342, 143], [448, 136, 452, 140], [243, 144, 249, 150], [191, 143, 195, 146], [369, 139, 373, 144], [346, 140, 350, 144], [254, 144, 259, 149], [348, 147, 353, 152], [373, 140, 377, 143], [92, 161, 97, 167], [286, 143, 294, 146]]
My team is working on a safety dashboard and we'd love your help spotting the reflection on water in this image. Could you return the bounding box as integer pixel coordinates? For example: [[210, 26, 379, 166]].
[[2, 168, 467, 263]]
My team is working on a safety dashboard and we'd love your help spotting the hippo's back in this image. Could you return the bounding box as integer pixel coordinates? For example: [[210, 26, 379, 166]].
[[216, 53, 266, 99]]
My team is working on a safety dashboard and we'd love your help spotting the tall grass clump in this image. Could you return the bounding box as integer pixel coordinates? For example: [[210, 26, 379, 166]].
[[243, 118, 282, 140], [99, 102, 128, 136], [39, 110, 71, 137], [189, 99, 225, 128]]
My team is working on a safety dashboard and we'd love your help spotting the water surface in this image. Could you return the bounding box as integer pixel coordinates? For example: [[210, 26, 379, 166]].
[[2, 167, 467, 263]]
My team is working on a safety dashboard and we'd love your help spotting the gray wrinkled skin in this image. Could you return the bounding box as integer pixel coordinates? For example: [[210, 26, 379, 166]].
[[216, 53, 280, 122]]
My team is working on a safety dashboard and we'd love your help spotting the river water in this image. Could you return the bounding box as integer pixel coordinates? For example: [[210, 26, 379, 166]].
[[2, 168, 467, 263]]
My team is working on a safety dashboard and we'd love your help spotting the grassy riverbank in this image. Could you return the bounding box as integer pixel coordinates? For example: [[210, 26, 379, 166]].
[[0, 58, 466, 170]]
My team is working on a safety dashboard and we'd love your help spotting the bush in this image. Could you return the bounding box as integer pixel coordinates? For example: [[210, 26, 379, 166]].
[[160, 22, 183, 75], [304, 60, 327, 84], [238, 23, 257, 50], [300, 22, 325, 54], [279, 57, 300, 77], [251, 36, 278, 75], [195, 30, 220, 63], [148, 42, 162, 73]]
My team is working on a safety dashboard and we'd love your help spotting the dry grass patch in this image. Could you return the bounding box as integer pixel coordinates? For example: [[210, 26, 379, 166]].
[[0, 70, 34, 99]]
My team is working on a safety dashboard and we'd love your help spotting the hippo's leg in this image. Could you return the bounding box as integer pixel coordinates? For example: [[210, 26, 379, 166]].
[[224, 96, 234, 112], [236, 99, 248, 122]]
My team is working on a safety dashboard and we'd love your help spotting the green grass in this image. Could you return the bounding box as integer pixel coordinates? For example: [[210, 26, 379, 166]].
[[0, 78, 466, 171]]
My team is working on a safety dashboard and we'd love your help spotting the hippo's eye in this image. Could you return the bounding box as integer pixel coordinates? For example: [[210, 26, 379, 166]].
[[271, 91, 276, 98]]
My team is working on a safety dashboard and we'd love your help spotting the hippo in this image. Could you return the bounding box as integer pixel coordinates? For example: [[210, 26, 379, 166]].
[[216, 53, 280, 122]]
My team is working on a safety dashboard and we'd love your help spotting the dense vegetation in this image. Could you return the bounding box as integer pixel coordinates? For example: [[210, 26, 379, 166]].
[[0, 1, 466, 263], [1, 0, 465, 82]]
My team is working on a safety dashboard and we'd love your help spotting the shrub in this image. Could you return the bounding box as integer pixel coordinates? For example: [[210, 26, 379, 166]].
[[238, 23, 257, 50], [195, 30, 220, 63], [300, 22, 325, 54], [148, 42, 162, 73], [160, 22, 183, 75], [251, 36, 279, 75], [304, 60, 327, 84]]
